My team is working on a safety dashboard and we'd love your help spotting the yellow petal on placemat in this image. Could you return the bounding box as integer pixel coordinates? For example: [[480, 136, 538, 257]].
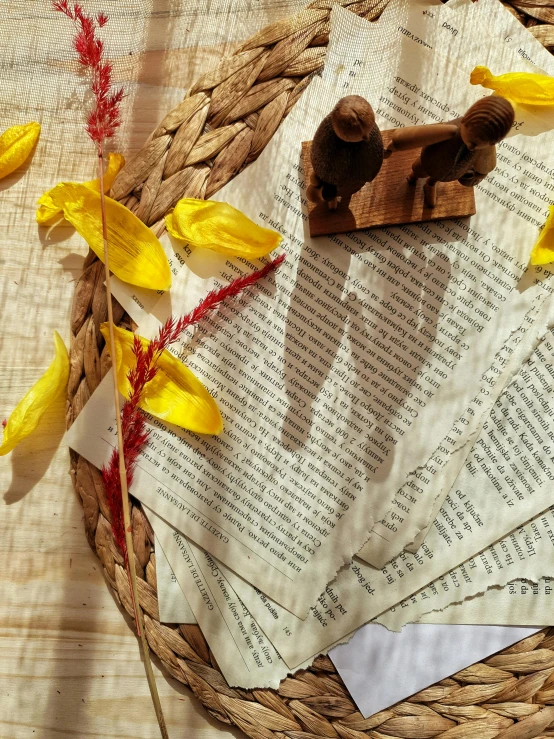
[[0, 331, 69, 455], [36, 152, 125, 224], [530, 205, 554, 265], [102, 324, 223, 435], [88, 152, 126, 192], [0, 121, 41, 179], [470, 66, 554, 105], [166, 198, 282, 258], [45, 183, 171, 290]]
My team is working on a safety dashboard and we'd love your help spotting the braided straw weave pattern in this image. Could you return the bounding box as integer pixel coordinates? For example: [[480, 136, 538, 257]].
[[67, 1, 554, 736]]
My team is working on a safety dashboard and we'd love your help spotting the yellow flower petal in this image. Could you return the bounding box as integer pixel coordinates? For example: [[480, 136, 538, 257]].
[[88, 152, 126, 192], [36, 152, 125, 225], [0, 122, 41, 179], [0, 331, 69, 455], [165, 198, 282, 258], [470, 66, 554, 106], [530, 205, 554, 265], [46, 183, 171, 290], [102, 324, 223, 435]]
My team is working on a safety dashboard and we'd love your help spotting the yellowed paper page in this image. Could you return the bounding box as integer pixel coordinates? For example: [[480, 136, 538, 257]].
[[446, 0, 552, 73], [212, 321, 554, 666], [150, 519, 196, 624], [378, 505, 554, 630], [420, 577, 554, 627], [321, 3, 554, 567], [149, 509, 313, 688]]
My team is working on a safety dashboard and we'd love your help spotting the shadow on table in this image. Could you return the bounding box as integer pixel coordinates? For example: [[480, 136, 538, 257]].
[[4, 394, 66, 505]]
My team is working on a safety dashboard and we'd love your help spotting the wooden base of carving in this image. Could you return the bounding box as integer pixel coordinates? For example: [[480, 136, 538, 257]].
[[301, 130, 476, 238]]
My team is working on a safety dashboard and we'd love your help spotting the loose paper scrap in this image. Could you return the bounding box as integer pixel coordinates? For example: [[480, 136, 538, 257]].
[[110, 234, 191, 326], [330, 622, 540, 719], [446, 0, 554, 73]]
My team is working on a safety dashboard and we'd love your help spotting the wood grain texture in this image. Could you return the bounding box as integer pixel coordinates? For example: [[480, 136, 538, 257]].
[[302, 133, 476, 238], [0, 1, 305, 736]]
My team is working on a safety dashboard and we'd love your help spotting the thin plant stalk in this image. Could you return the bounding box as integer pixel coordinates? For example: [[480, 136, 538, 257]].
[[53, 3, 168, 733], [98, 146, 169, 739]]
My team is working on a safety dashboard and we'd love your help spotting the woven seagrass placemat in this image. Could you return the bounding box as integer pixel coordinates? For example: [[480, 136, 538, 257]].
[[67, 2, 554, 737]]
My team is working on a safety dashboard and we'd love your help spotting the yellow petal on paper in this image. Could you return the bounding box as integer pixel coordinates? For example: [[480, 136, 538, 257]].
[[102, 324, 223, 435], [36, 152, 125, 224], [530, 205, 554, 265], [470, 66, 554, 106], [0, 331, 69, 455], [165, 212, 183, 242], [165, 198, 282, 258], [46, 183, 171, 290], [0, 121, 41, 180]]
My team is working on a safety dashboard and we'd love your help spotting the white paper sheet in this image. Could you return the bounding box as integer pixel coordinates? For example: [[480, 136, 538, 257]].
[[330, 622, 540, 719]]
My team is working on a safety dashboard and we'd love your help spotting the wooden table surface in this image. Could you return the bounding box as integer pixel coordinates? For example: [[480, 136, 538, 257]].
[[0, 2, 305, 736]]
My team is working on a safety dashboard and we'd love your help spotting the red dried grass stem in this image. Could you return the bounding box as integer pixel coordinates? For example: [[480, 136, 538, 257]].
[[53, 8, 285, 733], [52, 1, 123, 145], [103, 254, 286, 534], [53, 4, 167, 737]]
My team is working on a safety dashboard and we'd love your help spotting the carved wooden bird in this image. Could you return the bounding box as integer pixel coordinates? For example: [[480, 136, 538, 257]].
[[385, 95, 515, 207], [307, 95, 384, 210]]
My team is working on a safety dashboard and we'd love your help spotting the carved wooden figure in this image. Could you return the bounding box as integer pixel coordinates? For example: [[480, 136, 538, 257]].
[[307, 95, 384, 210], [384, 95, 515, 207]]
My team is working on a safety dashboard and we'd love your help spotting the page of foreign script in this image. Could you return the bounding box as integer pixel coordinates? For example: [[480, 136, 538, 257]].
[[420, 577, 554, 627], [322, 2, 554, 567], [216, 325, 554, 667]]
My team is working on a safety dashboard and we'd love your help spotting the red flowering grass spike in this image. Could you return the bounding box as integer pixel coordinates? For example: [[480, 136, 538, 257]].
[[102, 409, 149, 563], [100, 254, 286, 544], [53, 1, 123, 146], [166, 253, 286, 346]]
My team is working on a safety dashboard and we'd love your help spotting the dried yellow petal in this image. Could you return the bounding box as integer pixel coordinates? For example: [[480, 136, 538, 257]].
[[88, 152, 126, 192], [0, 331, 69, 455], [45, 183, 171, 290], [166, 198, 282, 258], [470, 66, 554, 105], [102, 324, 223, 435], [36, 152, 125, 224], [0, 121, 41, 179], [530, 205, 554, 265]]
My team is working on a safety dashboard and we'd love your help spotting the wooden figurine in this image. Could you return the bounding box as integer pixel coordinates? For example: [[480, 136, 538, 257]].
[[384, 95, 515, 207], [307, 95, 384, 210]]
